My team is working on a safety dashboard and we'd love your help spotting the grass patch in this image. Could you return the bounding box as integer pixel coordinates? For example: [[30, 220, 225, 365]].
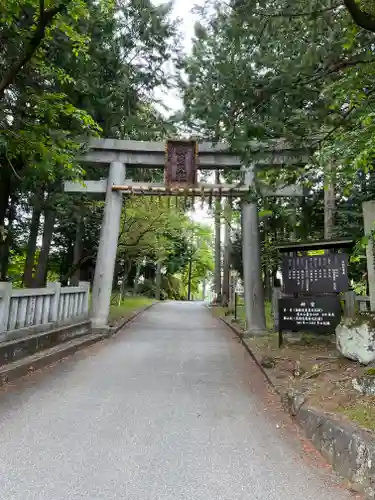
[[223, 298, 274, 331], [265, 301, 273, 330], [109, 296, 154, 324], [339, 403, 375, 432], [211, 306, 228, 319]]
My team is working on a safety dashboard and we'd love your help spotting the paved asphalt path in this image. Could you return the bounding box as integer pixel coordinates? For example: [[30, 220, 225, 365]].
[[0, 302, 351, 500]]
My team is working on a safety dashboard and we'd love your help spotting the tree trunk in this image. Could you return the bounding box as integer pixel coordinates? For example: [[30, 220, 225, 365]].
[[264, 266, 273, 301], [0, 170, 11, 278], [289, 198, 298, 240], [187, 253, 193, 301], [0, 196, 16, 280], [202, 278, 206, 301], [118, 260, 131, 306], [324, 165, 336, 240], [23, 201, 41, 287], [113, 259, 124, 296], [0, 170, 10, 228], [71, 216, 84, 286], [343, 0, 375, 33], [155, 260, 162, 300], [133, 261, 142, 295], [222, 200, 231, 305], [214, 170, 222, 303], [60, 243, 73, 286], [34, 206, 55, 287]]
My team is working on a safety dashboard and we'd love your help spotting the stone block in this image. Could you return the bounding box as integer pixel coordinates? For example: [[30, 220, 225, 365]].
[[352, 375, 375, 396], [296, 406, 375, 497], [336, 321, 375, 365]]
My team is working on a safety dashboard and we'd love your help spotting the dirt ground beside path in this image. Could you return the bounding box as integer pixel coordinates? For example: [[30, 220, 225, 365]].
[[212, 306, 375, 435], [244, 332, 375, 433]]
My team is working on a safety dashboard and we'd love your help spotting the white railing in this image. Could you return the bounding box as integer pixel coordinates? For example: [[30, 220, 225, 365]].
[[355, 295, 370, 312], [0, 282, 90, 340], [342, 292, 371, 316]]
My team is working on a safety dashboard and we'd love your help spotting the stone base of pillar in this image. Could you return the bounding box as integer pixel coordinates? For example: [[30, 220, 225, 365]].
[[91, 325, 113, 337], [242, 330, 269, 338]]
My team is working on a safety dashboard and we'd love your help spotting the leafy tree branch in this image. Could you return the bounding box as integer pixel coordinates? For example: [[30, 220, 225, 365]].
[[0, 0, 72, 99], [343, 0, 375, 32]]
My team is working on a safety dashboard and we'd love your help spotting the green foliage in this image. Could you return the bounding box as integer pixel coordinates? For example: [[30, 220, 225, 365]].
[[179, 223, 214, 296], [116, 197, 188, 271], [182, 0, 375, 170], [0, 0, 184, 286], [0, 0, 102, 185], [7, 250, 26, 287], [182, 0, 375, 286], [138, 280, 163, 299], [163, 275, 185, 300]]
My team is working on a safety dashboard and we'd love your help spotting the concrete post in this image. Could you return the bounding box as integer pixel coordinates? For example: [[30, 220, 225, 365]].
[[228, 272, 235, 311], [91, 161, 125, 328], [241, 165, 266, 334], [358, 298, 368, 312], [344, 291, 356, 318], [272, 287, 282, 332], [0, 282, 12, 336], [363, 201, 375, 311], [47, 281, 61, 323], [214, 170, 222, 303], [79, 281, 90, 316], [222, 200, 231, 305]]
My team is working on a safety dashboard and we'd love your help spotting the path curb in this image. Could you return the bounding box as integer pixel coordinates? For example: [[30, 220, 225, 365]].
[[0, 334, 106, 386], [110, 302, 156, 335], [219, 316, 276, 388], [220, 315, 375, 499]]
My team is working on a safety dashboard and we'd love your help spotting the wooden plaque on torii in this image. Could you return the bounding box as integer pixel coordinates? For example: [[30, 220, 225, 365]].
[[164, 139, 198, 187]]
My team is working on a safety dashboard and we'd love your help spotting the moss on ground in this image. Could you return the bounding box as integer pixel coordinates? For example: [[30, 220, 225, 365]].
[[211, 305, 228, 318], [343, 312, 375, 329], [291, 333, 334, 346], [339, 403, 375, 432]]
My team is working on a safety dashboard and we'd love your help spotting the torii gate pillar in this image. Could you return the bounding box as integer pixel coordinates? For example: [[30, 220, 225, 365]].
[[91, 161, 125, 329], [242, 165, 266, 333]]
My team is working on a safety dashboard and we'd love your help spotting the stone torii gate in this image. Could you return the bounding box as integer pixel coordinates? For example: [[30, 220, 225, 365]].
[[65, 138, 310, 333]]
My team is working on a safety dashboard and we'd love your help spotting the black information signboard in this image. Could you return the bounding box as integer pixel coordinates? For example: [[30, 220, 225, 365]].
[[282, 253, 348, 294], [279, 296, 341, 334]]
